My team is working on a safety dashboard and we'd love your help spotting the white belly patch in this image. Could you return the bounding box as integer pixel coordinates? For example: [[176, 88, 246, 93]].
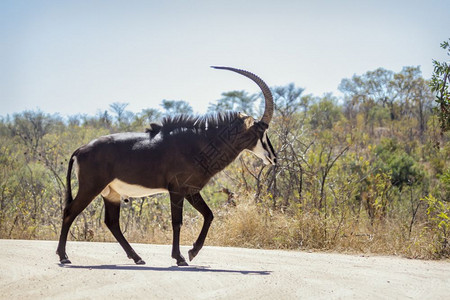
[[101, 179, 168, 199]]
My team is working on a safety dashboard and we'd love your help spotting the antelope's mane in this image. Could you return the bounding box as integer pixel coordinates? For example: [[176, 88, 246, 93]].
[[146, 111, 252, 137]]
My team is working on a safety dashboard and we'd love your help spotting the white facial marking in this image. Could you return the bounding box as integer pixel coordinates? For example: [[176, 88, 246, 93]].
[[247, 138, 272, 165]]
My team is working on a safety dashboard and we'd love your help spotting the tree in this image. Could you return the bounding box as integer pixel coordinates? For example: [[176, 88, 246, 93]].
[[391, 66, 434, 140], [430, 39, 450, 135], [272, 84, 306, 118], [160, 100, 193, 115], [309, 94, 342, 130], [262, 84, 305, 206], [131, 108, 163, 131], [374, 138, 423, 191], [339, 68, 396, 122], [8, 111, 61, 158], [109, 102, 129, 124], [109, 102, 135, 131], [339, 66, 434, 140], [140, 108, 162, 123], [208, 90, 258, 116]]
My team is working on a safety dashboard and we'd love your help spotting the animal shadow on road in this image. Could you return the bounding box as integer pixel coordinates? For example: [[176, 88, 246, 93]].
[[60, 264, 271, 275]]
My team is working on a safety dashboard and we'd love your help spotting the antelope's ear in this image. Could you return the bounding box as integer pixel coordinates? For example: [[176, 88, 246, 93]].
[[145, 123, 162, 133], [239, 112, 255, 129]]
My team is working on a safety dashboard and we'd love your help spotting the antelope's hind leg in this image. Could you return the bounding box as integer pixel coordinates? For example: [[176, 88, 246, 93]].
[[103, 187, 145, 265], [56, 186, 101, 264]]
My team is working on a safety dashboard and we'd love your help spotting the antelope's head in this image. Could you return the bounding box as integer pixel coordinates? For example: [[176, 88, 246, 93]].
[[212, 66, 277, 166]]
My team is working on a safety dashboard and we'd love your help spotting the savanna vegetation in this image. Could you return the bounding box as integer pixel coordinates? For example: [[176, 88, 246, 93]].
[[1, 44, 449, 259]]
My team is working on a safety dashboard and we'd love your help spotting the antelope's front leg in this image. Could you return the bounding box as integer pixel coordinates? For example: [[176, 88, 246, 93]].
[[185, 193, 213, 261], [170, 192, 188, 266]]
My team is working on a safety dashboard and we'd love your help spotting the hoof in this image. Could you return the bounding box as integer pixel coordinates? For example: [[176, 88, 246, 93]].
[[188, 249, 197, 261], [135, 259, 146, 265], [60, 258, 72, 264], [177, 260, 189, 267]]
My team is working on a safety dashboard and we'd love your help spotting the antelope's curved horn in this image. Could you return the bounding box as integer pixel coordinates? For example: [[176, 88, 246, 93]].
[[211, 66, 274, 125]]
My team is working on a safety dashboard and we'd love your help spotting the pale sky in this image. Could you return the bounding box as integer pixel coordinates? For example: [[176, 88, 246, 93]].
[[1, 0, 449, 117]]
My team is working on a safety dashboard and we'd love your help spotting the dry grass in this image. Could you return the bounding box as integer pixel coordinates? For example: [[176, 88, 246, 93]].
[[1, 195, 446, 260], [180, 197, 444, 259]]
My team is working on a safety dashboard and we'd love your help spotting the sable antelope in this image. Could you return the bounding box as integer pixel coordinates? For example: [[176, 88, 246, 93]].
[[56, 67, 277, 266]]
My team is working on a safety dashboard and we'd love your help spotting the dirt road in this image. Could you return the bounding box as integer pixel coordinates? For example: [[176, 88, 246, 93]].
[[0, 239, 448, 299]]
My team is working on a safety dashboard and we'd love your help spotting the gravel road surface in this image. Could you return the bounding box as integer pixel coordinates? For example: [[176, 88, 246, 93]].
[[0, 239, 448, 299]]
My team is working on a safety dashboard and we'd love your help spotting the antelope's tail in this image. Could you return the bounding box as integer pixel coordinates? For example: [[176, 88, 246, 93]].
[[65, 153, 76, 207]]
